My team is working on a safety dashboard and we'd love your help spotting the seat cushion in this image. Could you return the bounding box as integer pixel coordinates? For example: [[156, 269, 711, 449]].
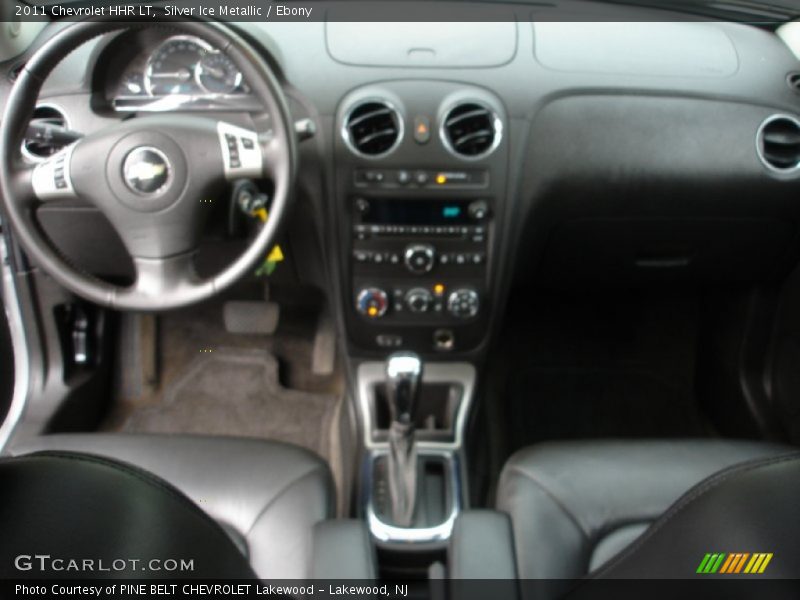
[[496, 439, 790, 580], [10, 433, 334, 579]]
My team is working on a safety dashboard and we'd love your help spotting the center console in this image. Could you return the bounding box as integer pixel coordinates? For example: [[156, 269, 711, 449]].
[[351, 193, 489, 351], [333, 82, 507, 558], [334, 82, 508, 355]]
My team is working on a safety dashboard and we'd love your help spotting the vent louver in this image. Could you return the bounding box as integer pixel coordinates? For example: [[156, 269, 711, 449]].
[[442, 102, 499, 159], [22, 105, 69, 161], [787, 72, 800, 94], [758, 116, 800, 172], [344, 100, 401, 157]]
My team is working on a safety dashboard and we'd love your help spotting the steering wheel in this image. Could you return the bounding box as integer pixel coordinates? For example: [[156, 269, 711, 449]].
[[0, 19, 296, 310]]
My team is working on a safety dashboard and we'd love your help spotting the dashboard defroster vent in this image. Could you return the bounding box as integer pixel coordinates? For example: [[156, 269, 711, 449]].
[[442, 102, 500, 159], [757, 115, 800, 172], [343, 100, 402, 158], [22, 105, 69, 162]]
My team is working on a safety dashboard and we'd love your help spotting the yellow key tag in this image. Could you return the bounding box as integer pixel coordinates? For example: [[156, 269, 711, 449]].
[[266, 245, 284, 263], [250, 208, 285, 276]]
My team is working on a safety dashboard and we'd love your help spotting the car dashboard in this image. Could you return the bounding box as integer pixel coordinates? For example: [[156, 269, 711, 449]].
[[10, 9, 800, 359]]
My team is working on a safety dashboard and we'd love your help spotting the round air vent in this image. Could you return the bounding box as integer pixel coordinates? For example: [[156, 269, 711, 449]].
[[787, 72, 800, 95], [757, 115, 800, 172], [22, 104, 69, 162], [343, 100, 402, 158], [442, 102, 501, 159]]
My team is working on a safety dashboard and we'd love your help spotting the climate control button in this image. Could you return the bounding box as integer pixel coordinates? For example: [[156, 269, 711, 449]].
[[447, 288, 480, 319], [356, 287, 389, 318], [404, 244, 436, 274], [405, 288, 433, 313]]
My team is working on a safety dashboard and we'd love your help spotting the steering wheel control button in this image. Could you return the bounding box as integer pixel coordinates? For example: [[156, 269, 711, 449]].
[[447, 288, 480, 319], [123, 147, 171, 195], [405, 244, 436, 274], [356, 287, 389, 319], [218, 122, 263, 180], [225, 134, 241, 168], [32, 144, 77, 201]]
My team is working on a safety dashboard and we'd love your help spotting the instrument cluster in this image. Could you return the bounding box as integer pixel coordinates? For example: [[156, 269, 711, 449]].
[[106, 33, 255, 112]]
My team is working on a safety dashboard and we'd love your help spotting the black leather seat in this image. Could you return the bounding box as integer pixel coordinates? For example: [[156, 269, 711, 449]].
[[0, 450, 257, 579], [496, 439, 793, 580], [9, 433, 335, 579]]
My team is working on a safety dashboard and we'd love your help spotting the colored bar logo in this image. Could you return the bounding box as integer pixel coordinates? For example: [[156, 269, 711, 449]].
[[696, 553, 773, 574]]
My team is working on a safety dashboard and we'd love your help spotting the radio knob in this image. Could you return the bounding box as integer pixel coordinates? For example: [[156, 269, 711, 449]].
[[406, 288, 432, 313], [468, 200, 490, 221], [356, 287, 389, 319], [353, 197, 371, 215], [404, 244, 436, 275], [447, 288, 480, 319]]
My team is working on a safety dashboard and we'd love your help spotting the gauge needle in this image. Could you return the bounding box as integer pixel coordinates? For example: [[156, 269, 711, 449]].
[[201, 65, 227, 79], [150, 71, 192, 80]]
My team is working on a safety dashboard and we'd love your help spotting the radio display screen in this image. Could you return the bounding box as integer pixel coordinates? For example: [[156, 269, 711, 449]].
[[364, 199, 472, 225]]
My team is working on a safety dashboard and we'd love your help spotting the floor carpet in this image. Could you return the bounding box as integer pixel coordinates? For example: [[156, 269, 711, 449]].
[[123, 348, 338, 462]]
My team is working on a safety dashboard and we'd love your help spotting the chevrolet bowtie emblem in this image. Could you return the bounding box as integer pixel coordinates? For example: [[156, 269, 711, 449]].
[[123, 147, 171, 195]]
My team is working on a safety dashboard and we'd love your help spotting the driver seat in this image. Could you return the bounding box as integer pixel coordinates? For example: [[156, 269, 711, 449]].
[[8, 433, 356, 579]]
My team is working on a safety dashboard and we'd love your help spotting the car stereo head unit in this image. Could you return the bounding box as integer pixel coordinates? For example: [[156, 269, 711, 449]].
[[353, 197, 489, 227]]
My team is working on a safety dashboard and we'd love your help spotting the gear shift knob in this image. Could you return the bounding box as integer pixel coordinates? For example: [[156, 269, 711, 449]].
[[385, 352, 423, 424], [384, 352, 422, 527]]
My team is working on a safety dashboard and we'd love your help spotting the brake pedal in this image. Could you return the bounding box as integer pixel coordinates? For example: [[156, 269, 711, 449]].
[[311, 312, 336, 376], [223, 301, 280, 335]]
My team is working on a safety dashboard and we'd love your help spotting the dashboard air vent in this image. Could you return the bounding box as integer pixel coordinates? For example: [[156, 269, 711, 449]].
[[788, 73, 800, 95], [442, 102, 499, 159], [758, 116, 800, 172], [344, 100, 402, 157], [22, 105, 69, 161]]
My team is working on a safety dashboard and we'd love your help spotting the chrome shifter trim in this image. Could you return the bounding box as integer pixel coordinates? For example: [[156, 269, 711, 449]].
[[364, 449, 462, 544], [356, 361, 476, 451]]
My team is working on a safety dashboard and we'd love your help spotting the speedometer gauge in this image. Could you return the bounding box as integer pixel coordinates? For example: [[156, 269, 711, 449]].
[[144, 36, 211, 96], [196, 53, 243, 95]]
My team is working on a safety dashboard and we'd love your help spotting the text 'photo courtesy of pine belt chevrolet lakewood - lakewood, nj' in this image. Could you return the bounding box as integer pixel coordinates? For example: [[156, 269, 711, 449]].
[[1, 1, 800, 599]]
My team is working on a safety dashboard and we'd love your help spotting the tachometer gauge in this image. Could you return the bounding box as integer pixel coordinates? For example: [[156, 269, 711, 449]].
[[119, 73, 146, 97], [144, 36, 211, 96], [195, 52, 243, 95]]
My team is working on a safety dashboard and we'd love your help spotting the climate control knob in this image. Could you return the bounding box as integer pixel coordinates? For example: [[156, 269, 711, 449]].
[[404, 244, 436, 274], [356, 287, 389, 319], [447, 288, 480, 319], [406, 288, 433, 313]]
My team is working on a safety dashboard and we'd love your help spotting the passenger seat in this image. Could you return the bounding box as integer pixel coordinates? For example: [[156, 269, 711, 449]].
[[450, 439, 798, 597]]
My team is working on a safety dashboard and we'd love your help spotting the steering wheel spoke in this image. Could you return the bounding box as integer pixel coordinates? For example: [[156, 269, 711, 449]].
[[115, 254, 213, 310]]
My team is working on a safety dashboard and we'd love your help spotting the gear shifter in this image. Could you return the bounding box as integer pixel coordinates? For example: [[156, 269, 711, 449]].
[[384, 351, 422, 527]]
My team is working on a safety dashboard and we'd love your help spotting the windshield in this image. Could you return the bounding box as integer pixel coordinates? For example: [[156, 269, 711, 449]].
[[18, 0, 800, 24]]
